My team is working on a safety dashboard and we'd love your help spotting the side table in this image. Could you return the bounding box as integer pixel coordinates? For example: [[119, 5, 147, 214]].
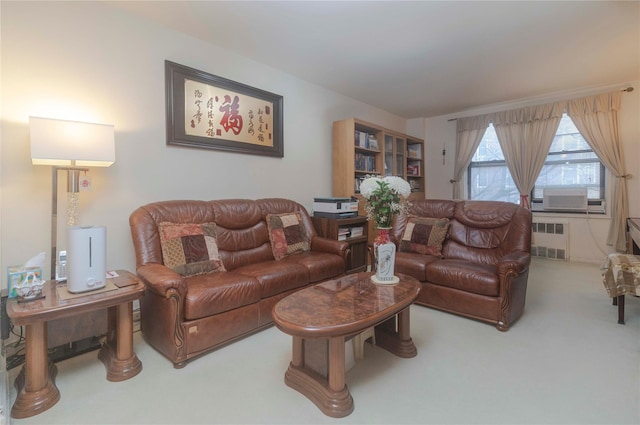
[[312, 215, 369, 273], [7, 270, 145, 419]]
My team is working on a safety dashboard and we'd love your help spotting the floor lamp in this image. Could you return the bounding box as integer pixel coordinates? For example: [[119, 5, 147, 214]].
[[29, 116, 115, 280]]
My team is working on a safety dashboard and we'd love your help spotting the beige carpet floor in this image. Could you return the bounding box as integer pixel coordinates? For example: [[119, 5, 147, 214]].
[[6, 258, 640, 424]]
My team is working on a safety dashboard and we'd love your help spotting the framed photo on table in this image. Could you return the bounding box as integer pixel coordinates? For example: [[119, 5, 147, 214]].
[[165, 60, 284, 157]]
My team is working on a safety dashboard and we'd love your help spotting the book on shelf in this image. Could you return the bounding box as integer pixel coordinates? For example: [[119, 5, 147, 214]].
[[338, 228, 350, 240], [350, 226, 364, 237], [368, 136, 379, 150], [354, 130, 378, 150], [354, 152, 376, 172], [337, 225, 364, 240], [354, 130, 364, 148], [407, 163, 420, 176], [407, 144, 422, 158]]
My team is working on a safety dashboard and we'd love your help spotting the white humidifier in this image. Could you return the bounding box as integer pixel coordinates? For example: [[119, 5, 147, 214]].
[[67, 225, 107, 293]]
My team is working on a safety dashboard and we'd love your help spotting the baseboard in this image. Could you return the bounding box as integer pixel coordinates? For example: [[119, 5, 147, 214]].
[[567, 256, 604, 265]]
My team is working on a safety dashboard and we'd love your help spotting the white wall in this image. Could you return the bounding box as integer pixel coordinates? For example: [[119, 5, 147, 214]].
[[0, 2, 409, 286], [423, 81, 640, 264], [3, 2, 635, 286]]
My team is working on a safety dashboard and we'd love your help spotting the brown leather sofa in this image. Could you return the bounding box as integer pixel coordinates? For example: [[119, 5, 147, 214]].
[[129, 198, 348, 367], [390, 200, 532, 331]]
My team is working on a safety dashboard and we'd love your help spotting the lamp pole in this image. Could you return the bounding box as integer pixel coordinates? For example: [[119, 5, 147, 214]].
[[50, 165, 88, 280]]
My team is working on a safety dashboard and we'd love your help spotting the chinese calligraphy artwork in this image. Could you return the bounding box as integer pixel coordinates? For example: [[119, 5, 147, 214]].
[[184, 80, 274, 147], [166, 61, 283, 157]]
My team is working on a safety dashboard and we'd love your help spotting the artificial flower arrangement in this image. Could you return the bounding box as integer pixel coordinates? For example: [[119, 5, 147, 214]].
[[359, 176, 411, 242]]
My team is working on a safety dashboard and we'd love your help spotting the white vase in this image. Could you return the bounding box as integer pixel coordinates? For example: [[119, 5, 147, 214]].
[[372, 227, 399, 284]]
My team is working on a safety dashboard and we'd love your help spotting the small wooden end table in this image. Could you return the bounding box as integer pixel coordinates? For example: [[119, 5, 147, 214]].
[[272, 272, 420, 418], [7, 270, 145, 419]]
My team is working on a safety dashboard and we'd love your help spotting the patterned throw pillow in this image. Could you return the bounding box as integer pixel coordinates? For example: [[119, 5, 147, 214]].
[[158, 222, 226, 276], [266, 212, 311, 260], [399, 217, 450, 257]]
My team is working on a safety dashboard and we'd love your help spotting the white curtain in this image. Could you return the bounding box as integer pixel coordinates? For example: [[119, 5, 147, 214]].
[[567, 91, 629, 251], [452, 115, 491, 199], [491, 102, 564, 208]]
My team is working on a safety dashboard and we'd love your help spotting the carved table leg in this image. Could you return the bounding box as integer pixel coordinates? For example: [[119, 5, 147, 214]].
[[375, 307, 417, 358], [98, 301, 142, 381], [284, 336, 353, 418], [11, 322, 60, 418], [327, 336, 347, 393], [291, 336, 303, 368]]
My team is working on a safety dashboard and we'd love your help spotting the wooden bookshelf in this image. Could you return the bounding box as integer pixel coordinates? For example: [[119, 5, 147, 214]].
[[332, 118, 425, 242]]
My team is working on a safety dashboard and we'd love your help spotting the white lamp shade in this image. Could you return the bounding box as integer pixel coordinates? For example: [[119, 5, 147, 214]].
[[30, 116, 115, 167]]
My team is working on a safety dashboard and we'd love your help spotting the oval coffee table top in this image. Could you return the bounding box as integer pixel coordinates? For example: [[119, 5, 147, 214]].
[[273, 272, 420, 338]]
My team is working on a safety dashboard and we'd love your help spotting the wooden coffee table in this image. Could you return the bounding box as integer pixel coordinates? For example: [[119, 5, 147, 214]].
[[272, 272, 420, 417], [6, 270, 144, 418]]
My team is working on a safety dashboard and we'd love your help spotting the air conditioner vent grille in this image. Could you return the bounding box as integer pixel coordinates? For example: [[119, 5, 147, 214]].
[[532, 220, 569, 261], [542, 188, 588, 211]]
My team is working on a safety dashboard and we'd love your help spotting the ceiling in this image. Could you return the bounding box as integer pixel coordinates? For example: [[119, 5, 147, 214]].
[[110, 1, 640, 119]]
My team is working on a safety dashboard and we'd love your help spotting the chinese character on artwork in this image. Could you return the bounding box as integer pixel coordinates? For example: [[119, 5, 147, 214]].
[[184, 79, 274, 147], [191, 89, 203, 127], [219, 95, 243, 135], [248, 109, 255, 136]]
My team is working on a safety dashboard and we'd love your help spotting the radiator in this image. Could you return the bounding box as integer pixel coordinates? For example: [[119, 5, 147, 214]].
[[531, 219, 569, 261]]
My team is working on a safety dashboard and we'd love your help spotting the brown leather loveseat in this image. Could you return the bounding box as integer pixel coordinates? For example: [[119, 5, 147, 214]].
[[390, 200, 532, 331], [129, 198, 348, 367]]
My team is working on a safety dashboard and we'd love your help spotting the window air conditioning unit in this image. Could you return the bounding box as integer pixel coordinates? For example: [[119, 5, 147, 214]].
[[542, 188, 588, 211]]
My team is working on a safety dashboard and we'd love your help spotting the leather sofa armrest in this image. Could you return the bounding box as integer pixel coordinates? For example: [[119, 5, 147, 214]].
[[136, 263, 186, 298], [310, 236, 350, 260], [496, 251, 531, 277]]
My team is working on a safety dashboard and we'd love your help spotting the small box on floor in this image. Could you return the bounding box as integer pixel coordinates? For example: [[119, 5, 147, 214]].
[[7, 266, 43, 298]]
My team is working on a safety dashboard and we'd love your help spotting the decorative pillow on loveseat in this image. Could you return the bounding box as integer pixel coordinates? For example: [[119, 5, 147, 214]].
[[266, 212, 311, 260], [158, 222, 226, 276], [399, 216, 450, 257]]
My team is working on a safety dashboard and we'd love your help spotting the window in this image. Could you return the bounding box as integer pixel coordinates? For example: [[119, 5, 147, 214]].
[[468, 114, 606, 212], [531, 115, 605, 202], [468, 124, 519, 204]]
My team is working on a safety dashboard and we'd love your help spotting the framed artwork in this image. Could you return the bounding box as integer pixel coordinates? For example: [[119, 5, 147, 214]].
[[165, 60, 284, 157]]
